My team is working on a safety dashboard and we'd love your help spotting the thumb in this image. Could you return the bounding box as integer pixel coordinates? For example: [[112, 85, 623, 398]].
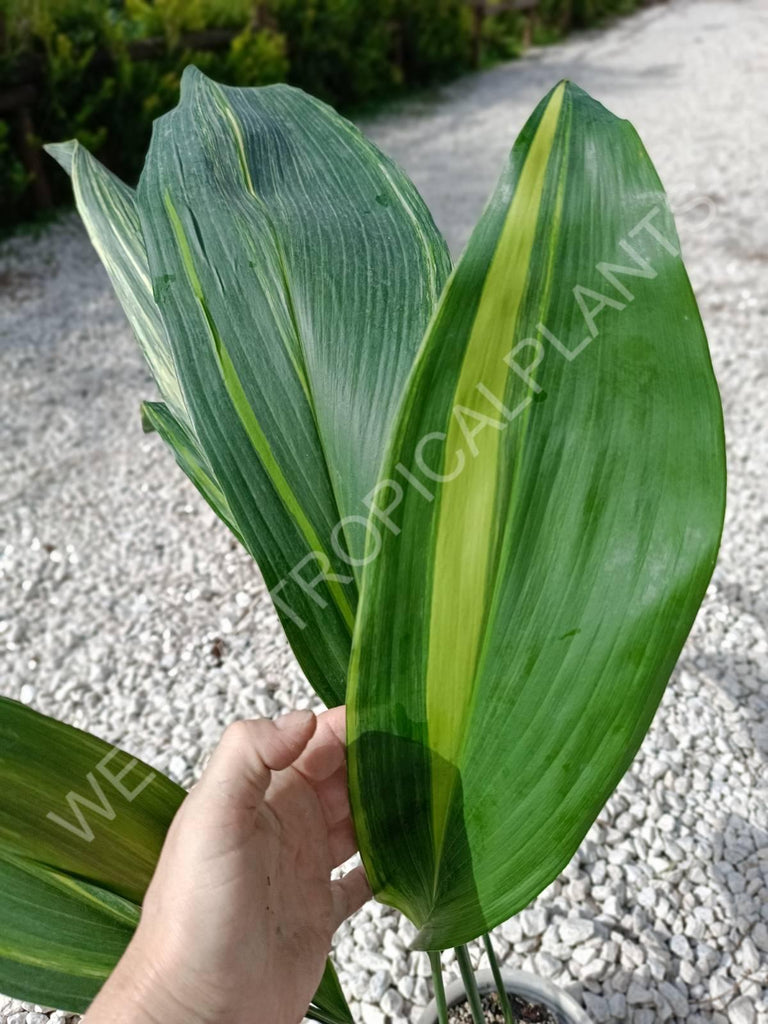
[[198, 710, 317, 811]]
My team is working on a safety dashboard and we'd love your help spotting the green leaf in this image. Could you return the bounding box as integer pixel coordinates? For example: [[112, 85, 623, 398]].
[[307, 959, 354, 1024], [141, 400, 244, 546], [133, 66, 450, 706], [347, 81, 726, 949], [44, 140, 188, 428], [48, 71, 450, 708], [0, 697, 182, 1012], [0, 700, 353, 1024], [0, 856, 139, 1014], [0, 697, 183, 906]]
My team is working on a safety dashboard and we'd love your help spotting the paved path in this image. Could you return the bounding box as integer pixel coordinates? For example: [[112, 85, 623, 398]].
[[1, 1, 766, 1021]]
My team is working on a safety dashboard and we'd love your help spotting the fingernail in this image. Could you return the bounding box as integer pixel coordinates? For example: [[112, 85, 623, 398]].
[[275, 709, 314, 730]]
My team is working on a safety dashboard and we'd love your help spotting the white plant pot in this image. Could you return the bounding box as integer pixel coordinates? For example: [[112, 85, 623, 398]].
[[418, 968, 594, 1024]]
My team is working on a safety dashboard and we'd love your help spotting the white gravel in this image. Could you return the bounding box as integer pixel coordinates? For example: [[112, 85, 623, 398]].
[[1, 0, 767, 1022]]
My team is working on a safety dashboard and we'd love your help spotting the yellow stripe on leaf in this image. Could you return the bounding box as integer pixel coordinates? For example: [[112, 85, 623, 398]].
[[425, 82, 567, 860]]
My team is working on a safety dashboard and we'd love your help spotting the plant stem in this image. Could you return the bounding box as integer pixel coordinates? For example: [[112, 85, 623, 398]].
[[429, 950, 450, 1024], [482, 932, 517, 1024], [456, 944, 485, 1024]]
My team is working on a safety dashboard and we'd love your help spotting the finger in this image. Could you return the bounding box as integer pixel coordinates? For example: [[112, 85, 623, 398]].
[[330, 864, 372, 928], [328, 817, 358, 867], [293, 705, 346, 784], [315, 765, 350, 829], [199, 711, 317, 810]]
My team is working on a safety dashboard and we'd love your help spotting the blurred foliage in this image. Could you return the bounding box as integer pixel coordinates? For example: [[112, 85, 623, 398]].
[[0, 0, 649, 229]]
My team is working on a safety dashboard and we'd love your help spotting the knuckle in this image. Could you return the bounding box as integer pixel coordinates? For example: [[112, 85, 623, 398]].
[[221, 719, 252, 752]]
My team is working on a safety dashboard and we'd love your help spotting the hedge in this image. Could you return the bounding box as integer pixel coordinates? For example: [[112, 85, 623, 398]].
[[0, 0, 650, 231]]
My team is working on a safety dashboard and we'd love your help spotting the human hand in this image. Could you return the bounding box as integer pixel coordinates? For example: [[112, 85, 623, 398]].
[[86, 707, 370, 1024]]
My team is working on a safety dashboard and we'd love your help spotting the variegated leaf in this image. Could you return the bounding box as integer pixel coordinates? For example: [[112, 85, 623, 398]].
[[49, 70, 450, 707], [347, 81, 726, 949]]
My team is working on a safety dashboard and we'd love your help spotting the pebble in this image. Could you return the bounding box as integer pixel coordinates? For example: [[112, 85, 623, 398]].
[[360, 1005, 385, 1024], [736, 938, 761, 973], [397, 976, 414, 1000], [366, 970, 389, 1003], [751, 922, 768, 953], [728, 996, 756, 1024], [608, 992, 626, 1017], [379, 989, 403, 1017], [412, 978, 430, 1006], [355, 951, 390, 974], [559, 919, 596, 947], [583, 993, 609, 1022], [658, 981, 688, 1018], [670, 934, 693, 959], [627, 982, 655, 1005], [520, 907, 548, 938]]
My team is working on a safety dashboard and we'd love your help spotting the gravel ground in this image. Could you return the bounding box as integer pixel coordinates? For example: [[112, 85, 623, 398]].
[[1, 0, 767, 1022]]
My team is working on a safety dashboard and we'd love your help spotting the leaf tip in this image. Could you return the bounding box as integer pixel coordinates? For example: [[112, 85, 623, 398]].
[[140, 402, 158, 434], [43, 140, 78, 177]]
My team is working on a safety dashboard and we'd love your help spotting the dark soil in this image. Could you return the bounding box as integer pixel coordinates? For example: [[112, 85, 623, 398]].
[[447, 991, 559, 1024]]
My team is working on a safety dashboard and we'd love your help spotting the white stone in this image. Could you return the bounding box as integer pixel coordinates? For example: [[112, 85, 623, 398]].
[[637, 885, 656, 909], [397, 975, 414, 1000], [751, 922, 768, 952], [534, 951, 560, 975], [390, 955, 408, 981], [737, 937, 761, 973], [361, 1004, 385, 1024], [559, 918, 596, 946], [710, 975, 733, 1002], [658, 981, 687, 1017], [412, 977, 430, 1006], [728, 996, 756, 1024], [380, 988, 403, 1017], [349, 970, 371, 1000], [583, 993, 609, 1022], [366, 969, 390, 1003], [581, 957, 607, 980], [501, 917, 523, 944], [382, 930, 405, 959], [679, 960, 700, 986], [572, 945, 597, 967], [627, 982, 655, 1005], [168, 753, 187, 777], [355, 950, 390, 973], [633, 1011, 655, 1024], [670, 933, 693, 959], [608, 993, 627, 1017], [520, 906, 548, 938]]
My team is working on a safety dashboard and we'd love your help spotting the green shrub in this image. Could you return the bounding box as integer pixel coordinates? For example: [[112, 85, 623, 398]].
[[0, 120, 29, 204], [227, 27, 289, 87], [0, 0, 647, 230]]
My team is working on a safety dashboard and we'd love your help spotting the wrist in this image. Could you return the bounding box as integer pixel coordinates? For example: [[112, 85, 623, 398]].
[[85, 932, 209, 1024]]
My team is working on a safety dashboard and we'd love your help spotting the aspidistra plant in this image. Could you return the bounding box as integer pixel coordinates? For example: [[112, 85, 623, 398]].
[[6, 70, 724, 1021]]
